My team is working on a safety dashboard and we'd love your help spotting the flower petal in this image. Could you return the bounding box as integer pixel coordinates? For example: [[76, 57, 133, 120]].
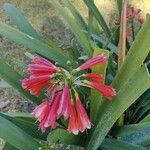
[[76, 54, 107, 71], [57, 84, 71, 119], [82, 73, 104, 83]]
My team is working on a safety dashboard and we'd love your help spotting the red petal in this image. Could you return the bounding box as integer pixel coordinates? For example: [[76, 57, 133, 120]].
[[22, 75, 50, 96], [88, 82, 116, 100], [83, 73, 104, 83], [76, 54, 107, 71]]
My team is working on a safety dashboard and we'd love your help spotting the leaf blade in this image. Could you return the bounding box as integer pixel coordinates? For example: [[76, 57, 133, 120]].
[[0, 115, 40, 150]]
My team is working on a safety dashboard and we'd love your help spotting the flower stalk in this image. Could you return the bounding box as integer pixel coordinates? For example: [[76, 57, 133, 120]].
[[117, 0, 127, 126]]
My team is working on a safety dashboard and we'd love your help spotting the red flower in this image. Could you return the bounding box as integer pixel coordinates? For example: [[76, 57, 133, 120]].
[[22, 56, 59, 96], [76, 96, 92, 132], [76, 54, 107, 71], [31, 56, 59, 75], [68, 95, 92, 134], [57, 84, 71, 119], [68, 102, 79, 135], [22, 75, 50, 96], [32, 100, 50, 132], [82, 73, 104, 83], [85, 81, 116, 100], [138, 18, 144, 24], [22, 55, 116, 134], [47, 83, 58, 100], [44, 92, 61, 129]]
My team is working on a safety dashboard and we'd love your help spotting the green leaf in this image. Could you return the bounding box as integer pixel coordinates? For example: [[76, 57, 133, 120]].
[[113, 15, 150, 90], [50, 0, 93, 56], [4, 3, 42, 41], [0, 22, 73, 69], [3, 143, 18, 150], [86, 65, 150, 149], [140, 114, 150, 123], [0, 115, 40, 150], [133, 103, 150, 123], [90, 49, 109, 123], [84, 0, 111, 39], [101, 138, 147, 150], [115, 122, 150, 148], [82, 31, 118, 54], [4, 112, 33, 119], [47, 129, 83, 146], [0, 60, 39, 104], [0, 113, 47, 140]]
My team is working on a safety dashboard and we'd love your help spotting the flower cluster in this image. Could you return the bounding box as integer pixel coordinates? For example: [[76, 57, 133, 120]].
[[22, 55, 116, 134], [114, 6, 144, 38]]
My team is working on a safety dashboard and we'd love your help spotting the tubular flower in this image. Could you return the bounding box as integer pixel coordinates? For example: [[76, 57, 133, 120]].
[[22, 56, 59, 96], [22, 75, 50, 96], [76, 54, 107, 71], [68, 94, 92, 134], [44, 92, 62, 129], [57, 84, 71, 119], [22, 54, 116, 134], [68, 102, 79, 135], [82, 73, 104, 83], [85, 81, 116, 100], [30, 56, 59, 75], [32, 100, 50, 132], [76, 96, 92, 132]]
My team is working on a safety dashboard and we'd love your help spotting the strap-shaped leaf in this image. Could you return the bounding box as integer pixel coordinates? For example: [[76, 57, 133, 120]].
[[113, 15, 150, 90], [83, 32, 118, 54], [84, 0, 111, 39], [0, 113, 47, 141], [0, 115, 40, 150], [0, 22, 73, 68], [86, 65, 150, 149], [50, 0, 93, 56], [140, 114, 150, 123], [4, 3, 42, 41], [115, 122, 150, 148], [3, 143, 18, 150], [0, 60, 40, 104], [47, 129, 83, 146], [101, 138, 147, 150]]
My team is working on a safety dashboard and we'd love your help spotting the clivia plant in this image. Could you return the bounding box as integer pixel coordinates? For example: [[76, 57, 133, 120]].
[[0, 0, 150, 150]]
